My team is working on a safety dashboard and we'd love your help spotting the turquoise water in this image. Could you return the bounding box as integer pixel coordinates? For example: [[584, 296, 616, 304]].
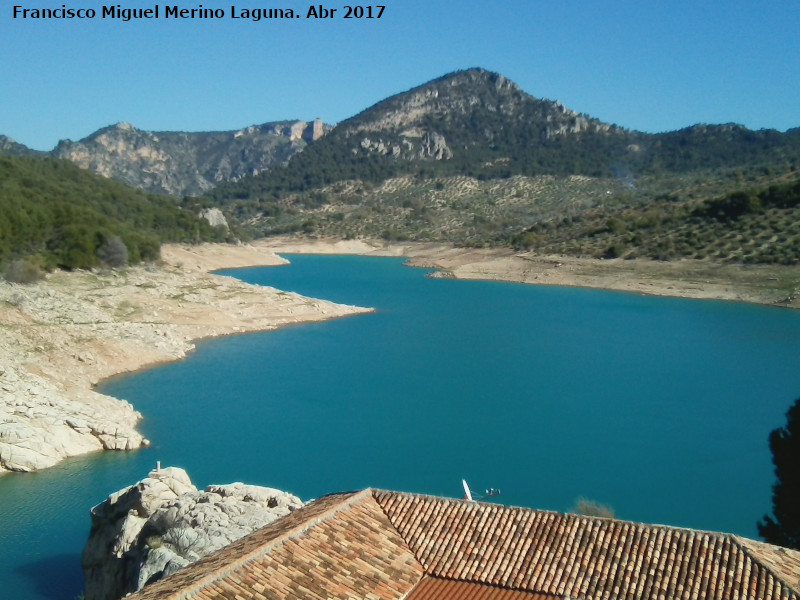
[[2, 254, 800, 600]]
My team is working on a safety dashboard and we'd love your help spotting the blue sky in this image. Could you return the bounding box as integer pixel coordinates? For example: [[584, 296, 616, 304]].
[[2, 0, 798, 151]]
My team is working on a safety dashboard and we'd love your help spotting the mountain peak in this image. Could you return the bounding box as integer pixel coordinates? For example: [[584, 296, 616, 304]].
[[431, 67, 522, 92], [0, 135, 42, 156], [338, 67, 614, 139], [318, 67, 620, 174]]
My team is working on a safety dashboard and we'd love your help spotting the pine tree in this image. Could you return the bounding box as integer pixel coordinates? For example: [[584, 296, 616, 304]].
[[758, 397, 800, 549]]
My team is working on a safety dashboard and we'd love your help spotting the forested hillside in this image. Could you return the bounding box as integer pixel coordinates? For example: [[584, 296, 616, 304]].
[[0, 155, 220, 278]]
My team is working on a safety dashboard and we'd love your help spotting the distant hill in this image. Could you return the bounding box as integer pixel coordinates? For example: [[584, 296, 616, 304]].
[[51, 120, 329, 196], [513, 175, 800, 264], [1, 120, 329, 197], [0, 154, 220, 274], [6, 68, 797, 200]]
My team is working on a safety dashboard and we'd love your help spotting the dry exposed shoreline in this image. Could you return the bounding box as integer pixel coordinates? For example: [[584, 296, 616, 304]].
[[256, 237, 800, 309], [2, 238, 799, 475], [0, 244, 370, 474]]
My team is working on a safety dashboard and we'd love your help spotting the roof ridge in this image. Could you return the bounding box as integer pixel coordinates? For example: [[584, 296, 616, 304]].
[[731, 534, 800, 596], [369, 488, 429, 570], [127, 488, 800, 600], [162, 489, 373, 600]]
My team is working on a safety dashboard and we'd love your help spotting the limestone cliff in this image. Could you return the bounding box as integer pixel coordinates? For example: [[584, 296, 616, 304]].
[[82, 467, 303, 600], [199, 207, 229, 232], [49, 119, 330, 196]]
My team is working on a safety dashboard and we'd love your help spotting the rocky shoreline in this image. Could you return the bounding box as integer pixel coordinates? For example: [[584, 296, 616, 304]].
[[0, 244, 370, 474]]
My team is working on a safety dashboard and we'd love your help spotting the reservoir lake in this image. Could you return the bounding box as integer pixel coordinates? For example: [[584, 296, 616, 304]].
[[2, 254, 800, 600]]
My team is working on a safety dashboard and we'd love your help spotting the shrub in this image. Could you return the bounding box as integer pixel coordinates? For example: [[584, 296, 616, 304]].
[[600, 244, 625, 259], [514, 231, 538, 250], [3, 257, 44, 284], [97, 235, 129, 268]]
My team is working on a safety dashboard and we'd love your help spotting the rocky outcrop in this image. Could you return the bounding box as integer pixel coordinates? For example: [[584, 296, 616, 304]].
[[0, 363, 146, 472], [199, 207, 229, 232], [82, 466, 303, 600], [357, 130, 452, 161], [419, 131, 452, 160], [310, 118, 326, 142], [50, 119, 330, 196], [0, 134, 43, 156]]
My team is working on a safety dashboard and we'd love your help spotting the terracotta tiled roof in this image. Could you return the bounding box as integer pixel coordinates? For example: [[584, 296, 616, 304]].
[[127, 489, 800, 600], [735, 536, 800, 593], [406, 577, 556, 600], [374, 491, 800, 600], [129, 490, 423, 600]]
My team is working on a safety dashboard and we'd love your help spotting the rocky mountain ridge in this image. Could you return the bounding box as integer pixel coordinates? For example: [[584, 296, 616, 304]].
[[339, 69, 620, 161], [3, 119, 329, 197], [52, 119, 329, 196], [0, 134, 43, 156], [5, 68, 799, 203]]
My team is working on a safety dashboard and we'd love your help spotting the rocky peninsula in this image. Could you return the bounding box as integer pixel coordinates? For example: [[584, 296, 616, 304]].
[[0, 244, 369, 474]]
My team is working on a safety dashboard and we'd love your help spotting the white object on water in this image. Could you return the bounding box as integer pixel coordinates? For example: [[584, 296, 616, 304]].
[[462, 479, 473, 501]]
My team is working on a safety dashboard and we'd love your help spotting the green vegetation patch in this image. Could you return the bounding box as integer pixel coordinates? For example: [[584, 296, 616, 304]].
[[514, 172, 800, 265], [0, 154, 221, 275]]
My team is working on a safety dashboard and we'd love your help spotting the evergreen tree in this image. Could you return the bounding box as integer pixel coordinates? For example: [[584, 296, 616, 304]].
[[758, 397, 800, 549]]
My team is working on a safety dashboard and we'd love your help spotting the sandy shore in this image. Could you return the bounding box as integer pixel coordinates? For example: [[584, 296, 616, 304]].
[[254, 237, 800, 309], [0, 245, 370, 474]]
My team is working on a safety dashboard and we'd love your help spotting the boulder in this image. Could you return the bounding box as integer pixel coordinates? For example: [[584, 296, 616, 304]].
[[82, 467, 303, 600], [199, 207, 229, 231]]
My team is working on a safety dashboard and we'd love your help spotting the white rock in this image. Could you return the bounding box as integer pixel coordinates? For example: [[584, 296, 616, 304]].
[[82, 467, 303, 600]]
